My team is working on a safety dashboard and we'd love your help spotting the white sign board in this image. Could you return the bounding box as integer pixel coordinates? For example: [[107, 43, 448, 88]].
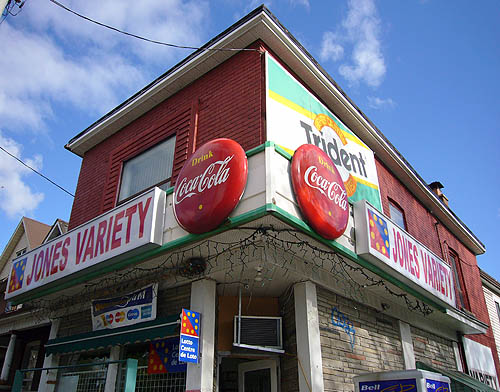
[[266, 53, 382, 210], [354, 200, 455, 308], [463, 337, 499, 390], [6, 188, 165, 300]]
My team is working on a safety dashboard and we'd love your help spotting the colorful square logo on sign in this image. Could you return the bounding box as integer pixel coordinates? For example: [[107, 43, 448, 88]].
[[368, 209, 390, 259], [181, 309, 200, 337], [148, 337, 186, 374], [8, 258, 27, 293]]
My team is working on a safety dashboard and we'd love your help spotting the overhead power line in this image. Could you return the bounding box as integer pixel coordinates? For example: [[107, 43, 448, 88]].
[[0, 145, 75, 197], [48, 0, 260, 53]]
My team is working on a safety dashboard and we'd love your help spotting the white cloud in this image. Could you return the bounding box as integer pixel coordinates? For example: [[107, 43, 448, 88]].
[[0, 132, 44, 218], [320, 32, 344, 62], [367, 96, 395, 109], [290, 0, 310, 9], [0, 0, 210, 132], [320, 0, 386, 87]]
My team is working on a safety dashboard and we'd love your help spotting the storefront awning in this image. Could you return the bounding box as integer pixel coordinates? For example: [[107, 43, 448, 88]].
[[417, 361, 497, 392], [45, 315, 180, 356]]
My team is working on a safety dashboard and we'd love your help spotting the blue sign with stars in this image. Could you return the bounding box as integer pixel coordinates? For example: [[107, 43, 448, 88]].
[[179, 309, 201, 364]]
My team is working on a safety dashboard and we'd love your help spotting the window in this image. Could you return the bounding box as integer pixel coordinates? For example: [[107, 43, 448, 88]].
[[449, 251, 468, 310], [389, 200, 407, 230], [495, 301, 500, 324], [118, 136, 176, 203], [16, 248, 27, 257]]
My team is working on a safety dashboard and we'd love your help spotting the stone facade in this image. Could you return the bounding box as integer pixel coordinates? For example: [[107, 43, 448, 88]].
[[317, 287, 404, 391], [411, 326, 457, 371]]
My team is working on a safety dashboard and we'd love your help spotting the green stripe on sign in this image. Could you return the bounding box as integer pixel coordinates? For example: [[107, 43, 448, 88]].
[[267, 56, 354, 137]]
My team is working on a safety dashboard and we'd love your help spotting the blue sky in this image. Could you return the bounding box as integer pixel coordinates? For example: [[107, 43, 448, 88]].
[[0, 0, 499, 278]]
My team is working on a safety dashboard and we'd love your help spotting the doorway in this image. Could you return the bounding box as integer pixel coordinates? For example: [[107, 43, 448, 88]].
[[238, 360, 277, 392], [219, 357, 278, 392]]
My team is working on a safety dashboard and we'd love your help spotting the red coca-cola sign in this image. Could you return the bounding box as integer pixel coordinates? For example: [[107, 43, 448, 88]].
[[173, 138, 248, 234], [291, 144, 349, 240]]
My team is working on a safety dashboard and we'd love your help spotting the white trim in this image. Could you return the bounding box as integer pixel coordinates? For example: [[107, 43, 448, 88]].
[[294, 281, 324, 392], [186, 279, 216, 392], [232, 343, 284, 354], [398, 320, 416, 369]]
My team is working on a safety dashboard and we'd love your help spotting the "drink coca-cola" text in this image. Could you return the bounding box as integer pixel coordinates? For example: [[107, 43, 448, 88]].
[[304, 166, 348, 211], [174, 155, 233, 204]]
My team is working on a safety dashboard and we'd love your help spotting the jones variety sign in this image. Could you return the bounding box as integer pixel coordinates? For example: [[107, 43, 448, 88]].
[[291, 144, 349, 239], [91, 283, 158, 330], [266, 54, 382, 210], [6, 188, 165, 300], [354, 200, 455, 307], [173, 138, 248, 234]]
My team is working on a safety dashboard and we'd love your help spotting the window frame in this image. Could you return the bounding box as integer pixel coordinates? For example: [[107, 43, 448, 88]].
[[388, 199, 407, 230], [117, 135, 177, 205], [16, 248, 27, 257], [448, 249, 469, 310]]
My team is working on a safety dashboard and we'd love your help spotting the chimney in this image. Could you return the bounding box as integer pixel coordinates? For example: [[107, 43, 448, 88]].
[[429, 181, 449, 207]]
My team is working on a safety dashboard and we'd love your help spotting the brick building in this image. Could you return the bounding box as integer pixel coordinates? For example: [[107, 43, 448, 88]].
[[4, 7, 498, 392]]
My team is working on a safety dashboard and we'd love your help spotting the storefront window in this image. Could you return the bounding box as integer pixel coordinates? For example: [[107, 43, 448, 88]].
[[118, 136, 176, 203], [56, 349, 110, 392], [117, 339, 186, 392]]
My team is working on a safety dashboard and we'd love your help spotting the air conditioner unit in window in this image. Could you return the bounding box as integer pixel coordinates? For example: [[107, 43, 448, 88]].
[[233, 316, 284, 353]]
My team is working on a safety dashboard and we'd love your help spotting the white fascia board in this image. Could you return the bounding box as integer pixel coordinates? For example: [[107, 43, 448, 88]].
[[445, 307, 488, 335]]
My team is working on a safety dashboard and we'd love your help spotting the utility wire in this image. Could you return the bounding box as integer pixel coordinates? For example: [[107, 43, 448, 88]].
[[48, 0, 260, 53], [0, 145, 75, 197]]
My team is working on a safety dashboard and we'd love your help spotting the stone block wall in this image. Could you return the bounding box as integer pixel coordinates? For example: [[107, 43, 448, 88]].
[[317, 287, 404, 391], [411, 325, 457, 371]]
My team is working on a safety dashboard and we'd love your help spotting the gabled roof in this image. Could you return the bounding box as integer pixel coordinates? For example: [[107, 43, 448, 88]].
[[65, 6, 485, 255], [42, 219, 69, 244], [0, 217, 50, 274]]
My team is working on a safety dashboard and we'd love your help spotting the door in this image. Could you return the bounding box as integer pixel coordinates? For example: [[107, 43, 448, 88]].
[[238, 359, 278, 392]]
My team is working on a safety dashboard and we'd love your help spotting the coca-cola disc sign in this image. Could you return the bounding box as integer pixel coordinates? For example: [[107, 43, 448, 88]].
[[291, 144, 349, 240], [173, 138, 248, 234]]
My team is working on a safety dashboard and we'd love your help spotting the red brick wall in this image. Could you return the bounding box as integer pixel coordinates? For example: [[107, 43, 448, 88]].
[[69, 41, 265, 229], [376, 157, 500, 376]]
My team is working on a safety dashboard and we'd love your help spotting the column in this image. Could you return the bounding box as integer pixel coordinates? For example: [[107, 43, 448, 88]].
[[186, 279, 216, 392], [452, 341, 464, 372], [0, 332, 17, 381], [104, 345, 121, 392], [398, 320, 416, 369], [39, 319, 60, 392], [294, 281, 324, 392]]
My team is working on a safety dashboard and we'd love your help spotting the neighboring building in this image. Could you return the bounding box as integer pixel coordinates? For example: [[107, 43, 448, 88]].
[[0, 217, 51, 390], [481, 270, 500, 370], [3, 7, 498, 392]]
